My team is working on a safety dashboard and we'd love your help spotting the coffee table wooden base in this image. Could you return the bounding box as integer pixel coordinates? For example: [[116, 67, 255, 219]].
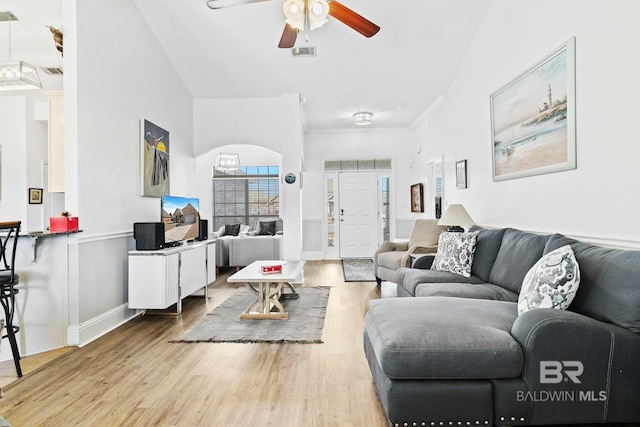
[[240, 282, 297, 320]]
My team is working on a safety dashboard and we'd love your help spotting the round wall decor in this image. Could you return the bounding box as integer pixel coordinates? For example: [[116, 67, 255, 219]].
[[284, 173, 297, 184]]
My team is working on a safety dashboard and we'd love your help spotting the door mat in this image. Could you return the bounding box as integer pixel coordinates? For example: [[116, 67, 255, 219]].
[[342, 258, 376, 282]]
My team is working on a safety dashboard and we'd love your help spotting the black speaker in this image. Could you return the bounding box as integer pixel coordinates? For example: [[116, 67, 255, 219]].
[[197, 219, 208, 241], [133, 222, 165, 250]]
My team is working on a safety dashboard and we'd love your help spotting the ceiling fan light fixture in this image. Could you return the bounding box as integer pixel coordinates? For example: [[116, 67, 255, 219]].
[[283, 0, 305, 31], [353, 111, 373, 126], [308, 0, 329, 30]]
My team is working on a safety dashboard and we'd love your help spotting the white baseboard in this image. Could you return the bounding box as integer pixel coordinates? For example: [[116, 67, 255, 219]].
[[302, 251, 325, 260], [67, 303, 139, 347]]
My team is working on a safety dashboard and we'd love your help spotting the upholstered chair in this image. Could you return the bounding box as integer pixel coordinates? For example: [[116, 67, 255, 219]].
[[374, 219, 446, 284]]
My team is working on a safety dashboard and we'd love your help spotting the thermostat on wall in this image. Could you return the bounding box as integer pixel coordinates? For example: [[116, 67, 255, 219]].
[[284, 173, 296, 184]]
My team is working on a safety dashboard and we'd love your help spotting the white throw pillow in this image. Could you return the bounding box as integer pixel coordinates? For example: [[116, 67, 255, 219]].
[[430, 232, 478, 277], [518, 245, 580, 315]]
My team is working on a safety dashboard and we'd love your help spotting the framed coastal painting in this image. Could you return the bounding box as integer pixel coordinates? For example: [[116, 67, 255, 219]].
[[141, 119, 170, 197], [410, 183, 424, 213], [490, 37, 576, 181]]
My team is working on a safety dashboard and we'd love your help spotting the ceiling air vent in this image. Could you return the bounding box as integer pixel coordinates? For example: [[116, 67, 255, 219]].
[[42, 67, 63, 75], [291, 46, 317, 57]]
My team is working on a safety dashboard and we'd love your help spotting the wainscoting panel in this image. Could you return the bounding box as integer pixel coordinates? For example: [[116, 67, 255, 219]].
[[67, 231, 138, 347], [302, 218, 324, 260]]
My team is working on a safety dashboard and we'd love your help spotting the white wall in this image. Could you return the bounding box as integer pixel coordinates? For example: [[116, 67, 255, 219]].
[[193, 95, 304, 260], [412, 0, 640, 246], [0, 97, 28, 222], [62, 0, 196, 345]]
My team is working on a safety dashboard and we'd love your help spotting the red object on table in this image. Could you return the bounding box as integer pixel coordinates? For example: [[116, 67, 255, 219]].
[[261, 264, 283, 274], [49, 216, 79, 232]]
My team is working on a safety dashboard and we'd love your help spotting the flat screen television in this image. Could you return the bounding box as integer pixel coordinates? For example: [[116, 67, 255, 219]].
[[161, 195, 200, 246]]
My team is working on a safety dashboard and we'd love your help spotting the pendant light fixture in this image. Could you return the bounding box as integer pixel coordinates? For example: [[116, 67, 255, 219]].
[[215, 153, 241, 171], [0, 12, 42, 91]]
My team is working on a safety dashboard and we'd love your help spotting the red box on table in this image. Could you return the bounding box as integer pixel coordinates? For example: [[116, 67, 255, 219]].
[[261, 264, 282, 274], [50, 216, 79, 232]]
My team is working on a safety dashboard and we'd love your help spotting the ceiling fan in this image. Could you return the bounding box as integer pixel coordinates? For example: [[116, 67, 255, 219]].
[[206, 0, 380, 48]]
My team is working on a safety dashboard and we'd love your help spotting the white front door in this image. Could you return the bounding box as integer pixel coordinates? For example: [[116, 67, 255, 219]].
[[339, 172, 379, 258]]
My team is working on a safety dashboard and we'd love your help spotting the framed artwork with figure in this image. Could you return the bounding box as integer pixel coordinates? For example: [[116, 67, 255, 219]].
[[410, 183, 424, 213], [141, 119, 170, 197]]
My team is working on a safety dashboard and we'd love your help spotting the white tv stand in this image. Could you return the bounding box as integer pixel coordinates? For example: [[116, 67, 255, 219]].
[[128, 239, 216, 315]]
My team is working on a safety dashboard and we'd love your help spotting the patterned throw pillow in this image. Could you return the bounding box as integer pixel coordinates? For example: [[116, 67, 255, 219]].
[[430, 232, 478, 277], [518, 245, 580, 315]]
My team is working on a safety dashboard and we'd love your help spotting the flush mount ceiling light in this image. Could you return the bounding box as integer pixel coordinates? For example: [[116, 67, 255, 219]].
[[215, 153, 241, 171], [0, 13, 42, 91], [353, 111, 373, 126]]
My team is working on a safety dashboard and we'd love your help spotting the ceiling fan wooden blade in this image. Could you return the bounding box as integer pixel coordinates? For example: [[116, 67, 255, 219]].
[[328, 1, 380, 38], [206, 0, 271, 9], [278, 23, 299, 49]]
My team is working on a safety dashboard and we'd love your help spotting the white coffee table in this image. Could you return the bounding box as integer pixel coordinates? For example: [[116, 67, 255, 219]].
[[227, 260, 305, 320]]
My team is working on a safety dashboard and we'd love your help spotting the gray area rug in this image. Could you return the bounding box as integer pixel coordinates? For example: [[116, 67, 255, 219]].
[[342, 258, 376, 282], [173, 286, 330, 344]]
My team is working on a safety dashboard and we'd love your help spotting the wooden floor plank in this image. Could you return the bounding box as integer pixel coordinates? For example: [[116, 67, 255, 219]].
[[0, 261, 388, 426]]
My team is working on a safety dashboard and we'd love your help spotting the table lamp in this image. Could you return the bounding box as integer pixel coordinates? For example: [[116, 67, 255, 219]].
[[437, 204, 475, 232]]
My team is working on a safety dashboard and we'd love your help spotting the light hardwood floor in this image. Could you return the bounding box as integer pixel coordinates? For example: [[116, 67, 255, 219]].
[[0, 260, 389, 426]]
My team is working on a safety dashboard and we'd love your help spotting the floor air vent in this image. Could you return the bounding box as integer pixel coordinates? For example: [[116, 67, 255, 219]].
[[291, 46, 317, 57]]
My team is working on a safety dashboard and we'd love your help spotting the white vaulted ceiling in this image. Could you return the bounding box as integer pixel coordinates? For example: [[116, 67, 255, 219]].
[[1, 0, 493, 131]]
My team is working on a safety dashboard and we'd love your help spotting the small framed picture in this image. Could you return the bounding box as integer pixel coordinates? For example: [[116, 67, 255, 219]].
[[410, 183, 424, 213], [29, 188, 43, 204], [456, 160, 468, 189]]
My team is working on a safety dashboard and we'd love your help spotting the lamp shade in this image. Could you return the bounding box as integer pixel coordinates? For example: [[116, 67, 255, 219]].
[[437, 204, 475, 232]]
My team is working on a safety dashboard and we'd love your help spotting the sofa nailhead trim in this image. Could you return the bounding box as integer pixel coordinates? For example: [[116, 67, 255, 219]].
[[396, 421, 489, 427]]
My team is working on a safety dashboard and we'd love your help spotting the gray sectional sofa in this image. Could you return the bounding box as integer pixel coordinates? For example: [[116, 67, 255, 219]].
[[213, 219, 283, 268], [364, 227, 640, 426]]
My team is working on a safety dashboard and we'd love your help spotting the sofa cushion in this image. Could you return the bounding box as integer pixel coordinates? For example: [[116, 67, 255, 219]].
[[469, 227, 506, 282], [518, 245, 580, 315], [488, 229, 551, 294], [395, 267, 486, 297], [545, 233, 640, 333], [257, 220, 276, 236], [377, 251, 405, 272], [224, 223, 241, 236], [415, 282, 518, 301], [365, 297, 523, 379], [431, 231, 478, 277]]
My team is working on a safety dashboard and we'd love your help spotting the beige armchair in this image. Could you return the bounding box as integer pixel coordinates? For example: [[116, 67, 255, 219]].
[[374, 219, 446, 284]]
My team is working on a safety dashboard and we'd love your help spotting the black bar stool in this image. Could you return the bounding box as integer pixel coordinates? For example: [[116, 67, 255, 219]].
[[0, 221, 22, 377]]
